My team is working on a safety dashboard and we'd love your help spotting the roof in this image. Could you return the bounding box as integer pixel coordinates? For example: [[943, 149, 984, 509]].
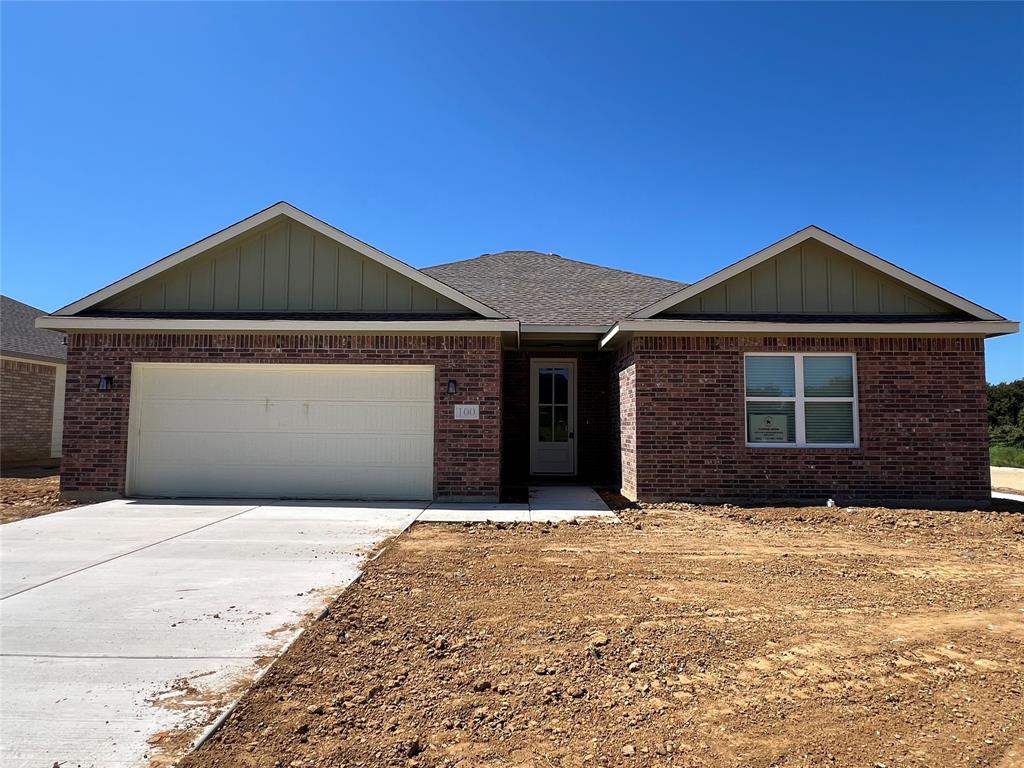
[[1, 296, 66, 363], [423, 251, 684, 325]]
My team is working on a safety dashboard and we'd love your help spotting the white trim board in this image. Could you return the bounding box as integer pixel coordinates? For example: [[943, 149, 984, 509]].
[[631, 225, 1007, 321], [520, 324, 610, 335], [51, 364, 66, 458], [0, 353, 65, 368], [600, 319, 1019, 347], [54, 202, 507, 319], [36, 316, 519, 333]]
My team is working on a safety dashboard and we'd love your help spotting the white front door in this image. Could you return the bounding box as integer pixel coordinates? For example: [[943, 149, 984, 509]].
[[529, 359, 576, 475]]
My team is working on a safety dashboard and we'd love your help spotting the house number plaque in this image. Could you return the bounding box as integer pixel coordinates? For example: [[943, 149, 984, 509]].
[[454, 404, 480, 420]]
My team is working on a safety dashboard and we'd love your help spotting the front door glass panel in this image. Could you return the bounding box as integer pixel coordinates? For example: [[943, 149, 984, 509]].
[[538, 367, 570, 443]]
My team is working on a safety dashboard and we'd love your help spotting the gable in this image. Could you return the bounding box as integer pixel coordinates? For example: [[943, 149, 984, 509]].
[[57, 202, 504, 318], [93, 217, 473, 315], [635, 226, 1004, 321], [659, 239, 958, 317]]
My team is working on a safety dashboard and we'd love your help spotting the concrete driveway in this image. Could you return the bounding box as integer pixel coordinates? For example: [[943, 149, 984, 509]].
[[0, 499, 423, 768]]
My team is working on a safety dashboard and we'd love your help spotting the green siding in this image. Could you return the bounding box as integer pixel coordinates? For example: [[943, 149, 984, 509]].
[[660, 239, 957, 316], [312, 235, 339, 310], [95, 217, 473, 315]]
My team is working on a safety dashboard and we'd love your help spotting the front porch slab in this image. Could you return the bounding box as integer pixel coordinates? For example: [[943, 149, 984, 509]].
[[418, 486, 617, 523]]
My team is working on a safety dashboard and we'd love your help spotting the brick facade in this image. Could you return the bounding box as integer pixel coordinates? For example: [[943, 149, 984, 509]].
[[621, 335, 990, 505], [501, 351, 611, 486], [61, 333, 502, 500], [60, 331, 993, 506], [609, 345, 637, 499], [1, 357, 58, 464]]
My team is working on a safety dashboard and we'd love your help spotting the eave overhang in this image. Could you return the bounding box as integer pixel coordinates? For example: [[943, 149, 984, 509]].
[[600, 319, 1020, 349], [36, 315, 519, 334]]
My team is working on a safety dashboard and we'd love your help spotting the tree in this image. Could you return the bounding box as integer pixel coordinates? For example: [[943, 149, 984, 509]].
[[988, 379, 1024, 449]]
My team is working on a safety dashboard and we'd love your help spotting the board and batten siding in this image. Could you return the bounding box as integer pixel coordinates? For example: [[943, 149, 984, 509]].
[[96, 217, 472, 314], [663, 239, 956, 316]]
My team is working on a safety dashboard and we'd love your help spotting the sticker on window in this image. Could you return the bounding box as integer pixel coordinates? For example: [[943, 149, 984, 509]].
[[749, 414, 788, 442]]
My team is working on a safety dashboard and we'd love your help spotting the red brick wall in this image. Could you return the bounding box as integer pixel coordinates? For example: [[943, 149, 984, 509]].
[[629, 335, 990, 505], [502, 351, 610, 485], [609, 343, 638, 499], [62, 333, 502, 499], [1, 358, 57, 464]]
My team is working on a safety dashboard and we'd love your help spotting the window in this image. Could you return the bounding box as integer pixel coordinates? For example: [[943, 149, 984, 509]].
[[744, 354, 858, 447]]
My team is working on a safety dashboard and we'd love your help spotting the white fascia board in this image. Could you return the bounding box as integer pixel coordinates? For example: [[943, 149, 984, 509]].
[[54, 202, 506, 319], [631, 225, 1006, 321], [599, 319, 1020, 347], [520, 324, 610, 335], [600, 324, 622, 348], [0, 352, 65, 367], [35, 316, 520, 333]]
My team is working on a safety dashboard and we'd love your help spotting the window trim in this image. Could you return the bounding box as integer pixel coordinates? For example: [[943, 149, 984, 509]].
[[744, 352, 860, 449]]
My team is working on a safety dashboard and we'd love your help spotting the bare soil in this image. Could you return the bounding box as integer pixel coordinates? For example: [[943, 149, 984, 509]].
[[0, 468, 78, 524], [180, 501, 1024, 768]]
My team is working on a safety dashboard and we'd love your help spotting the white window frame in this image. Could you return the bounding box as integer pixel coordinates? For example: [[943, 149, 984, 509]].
[[744, 352, 859, 448]]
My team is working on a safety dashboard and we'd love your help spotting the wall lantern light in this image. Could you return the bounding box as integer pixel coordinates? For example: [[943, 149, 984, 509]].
[[446, 379, 457, 395], [97, 375, 114, 392]]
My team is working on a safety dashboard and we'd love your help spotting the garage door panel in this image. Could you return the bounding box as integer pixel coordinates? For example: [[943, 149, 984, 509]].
[[140, 399, 433, 434], [140, 367, 433, 401], [132, 464, 433, 500], [129, 364, 434, 499], [137, 433, 432, 468]]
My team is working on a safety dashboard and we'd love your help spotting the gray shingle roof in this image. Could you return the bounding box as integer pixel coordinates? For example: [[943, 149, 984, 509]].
[[1, 296, 66, 362], [422, 251, 685, 325]]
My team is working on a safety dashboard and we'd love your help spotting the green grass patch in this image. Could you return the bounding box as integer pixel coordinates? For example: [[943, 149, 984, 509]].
[[990, 444, 1024, 468]]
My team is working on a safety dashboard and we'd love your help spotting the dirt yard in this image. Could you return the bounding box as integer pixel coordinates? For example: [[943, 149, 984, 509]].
[[179, 501, 1024, 768], [0, 468, 78, 524]]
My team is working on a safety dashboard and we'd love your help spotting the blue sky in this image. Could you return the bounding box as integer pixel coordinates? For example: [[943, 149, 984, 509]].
[[3, 2, 1021, 381]]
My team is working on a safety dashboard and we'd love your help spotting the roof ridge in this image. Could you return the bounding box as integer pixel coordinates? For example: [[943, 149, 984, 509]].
[[422, 250, 560, 270], [425, 251, 685, 286]]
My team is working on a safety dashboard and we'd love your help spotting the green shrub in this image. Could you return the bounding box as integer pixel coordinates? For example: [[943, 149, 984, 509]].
[[990, 444, 1024, 468]]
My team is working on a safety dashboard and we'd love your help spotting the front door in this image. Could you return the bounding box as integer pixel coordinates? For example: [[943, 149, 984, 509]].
[[530, 359, 576, 475]]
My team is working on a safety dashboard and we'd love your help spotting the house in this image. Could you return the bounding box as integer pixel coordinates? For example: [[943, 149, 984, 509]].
[[36, 203, 1018, 505], [2, 296, 67, 465]]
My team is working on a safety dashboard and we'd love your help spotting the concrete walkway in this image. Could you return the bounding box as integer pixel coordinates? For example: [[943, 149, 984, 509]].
[[993, 490, 1024, 503], [418, 485, 617, 523], [0, 488, 614, 767], [991, 466, 1024, 494]]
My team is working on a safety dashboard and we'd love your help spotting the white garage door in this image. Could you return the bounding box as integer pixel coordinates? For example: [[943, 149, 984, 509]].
[[127, 363, 434, 500]]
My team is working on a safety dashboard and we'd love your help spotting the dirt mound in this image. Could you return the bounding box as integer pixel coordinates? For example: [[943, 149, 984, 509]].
[[0, 471, 77, 523]]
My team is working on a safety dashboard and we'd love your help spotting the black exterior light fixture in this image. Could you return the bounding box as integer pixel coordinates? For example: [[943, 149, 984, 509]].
[[446, 379, 457, 395], [97, 375, 114, 392]]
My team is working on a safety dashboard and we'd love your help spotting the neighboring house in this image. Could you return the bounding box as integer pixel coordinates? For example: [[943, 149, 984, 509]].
[[36, 203, 1018, 505], [2, 296, 67, 465]]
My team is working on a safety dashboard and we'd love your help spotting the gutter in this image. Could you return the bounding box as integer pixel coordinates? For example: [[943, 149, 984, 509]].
[[599, 319, 1020, 348], [35, 316, 521, 334]]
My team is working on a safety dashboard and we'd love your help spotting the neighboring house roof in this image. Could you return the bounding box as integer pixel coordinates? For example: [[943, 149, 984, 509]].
[[1, 296, 66, 363], [422, 251, 684, 325]]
